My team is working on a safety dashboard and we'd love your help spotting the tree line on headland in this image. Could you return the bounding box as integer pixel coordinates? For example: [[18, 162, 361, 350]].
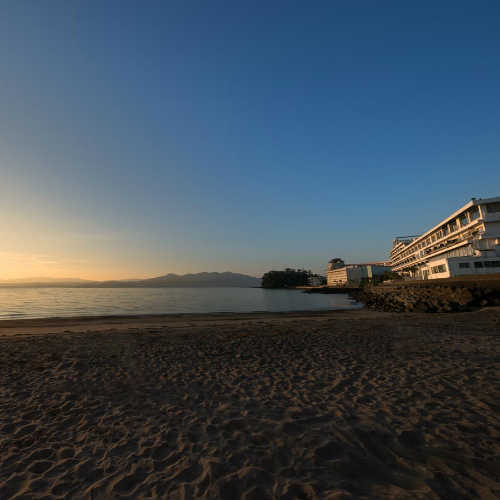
[[261, 268, 403, 289], [261, 268, 325, 288]]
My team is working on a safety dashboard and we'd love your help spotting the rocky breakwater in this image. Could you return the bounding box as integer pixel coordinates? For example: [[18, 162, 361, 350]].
[[351, 280, 500, 312]]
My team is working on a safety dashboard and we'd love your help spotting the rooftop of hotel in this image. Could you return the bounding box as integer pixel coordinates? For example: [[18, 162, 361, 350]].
[[392, 196, 500, 254]]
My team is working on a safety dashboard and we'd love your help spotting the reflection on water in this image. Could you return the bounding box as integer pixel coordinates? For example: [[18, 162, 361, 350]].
[[0, 287, 361, 320]]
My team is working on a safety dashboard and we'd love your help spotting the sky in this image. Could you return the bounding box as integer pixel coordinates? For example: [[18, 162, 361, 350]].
[[1, 1, 499, 280]]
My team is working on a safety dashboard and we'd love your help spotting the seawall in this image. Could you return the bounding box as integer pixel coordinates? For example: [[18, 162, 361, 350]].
[[351, 277, 500, 312]]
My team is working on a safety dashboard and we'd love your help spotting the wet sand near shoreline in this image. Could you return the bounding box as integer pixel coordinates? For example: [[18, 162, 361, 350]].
[[0, 308, 499, 499]]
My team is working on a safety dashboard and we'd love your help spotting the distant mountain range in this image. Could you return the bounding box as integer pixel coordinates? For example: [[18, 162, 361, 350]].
[[0, 272, 262, 288]]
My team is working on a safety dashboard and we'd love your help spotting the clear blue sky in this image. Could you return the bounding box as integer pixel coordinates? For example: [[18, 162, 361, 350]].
[[1, 1, 499, 279]]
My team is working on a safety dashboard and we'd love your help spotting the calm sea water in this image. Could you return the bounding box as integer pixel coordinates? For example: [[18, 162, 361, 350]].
[[0, 287, 360, 320]]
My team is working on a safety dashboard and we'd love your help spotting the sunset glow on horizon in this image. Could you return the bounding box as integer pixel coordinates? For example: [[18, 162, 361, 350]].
[[1, 2, 499, 281]]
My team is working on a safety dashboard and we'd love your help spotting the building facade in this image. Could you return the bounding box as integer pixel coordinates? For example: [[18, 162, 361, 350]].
[[308, 275, 326, 286], [390, 197, 500, 279], [327, 259, 391, 286]]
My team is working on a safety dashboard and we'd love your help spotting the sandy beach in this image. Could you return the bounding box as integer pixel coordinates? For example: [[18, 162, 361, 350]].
[[0, 308, 499, 499]]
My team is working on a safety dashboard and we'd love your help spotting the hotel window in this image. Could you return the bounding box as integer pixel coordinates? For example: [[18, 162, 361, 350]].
[[459, 262, 470, 268], [460, 214, 468, 226], [485, 202, 500, 213], [470, 208, 480, 220], [474, 262, 483, 268], [431, 264, 446, 274], [449, 222, 457, 232], [485, 261, 500, 268]]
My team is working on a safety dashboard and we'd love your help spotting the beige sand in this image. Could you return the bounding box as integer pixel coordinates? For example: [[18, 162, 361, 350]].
[[0, 308, 499, 499]]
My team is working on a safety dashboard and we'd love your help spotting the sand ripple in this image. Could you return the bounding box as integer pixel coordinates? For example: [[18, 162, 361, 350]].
[[0, 309, 499, 498]]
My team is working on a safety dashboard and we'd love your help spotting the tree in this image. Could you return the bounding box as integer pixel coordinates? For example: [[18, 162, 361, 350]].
[[261, 268, 312, 288]]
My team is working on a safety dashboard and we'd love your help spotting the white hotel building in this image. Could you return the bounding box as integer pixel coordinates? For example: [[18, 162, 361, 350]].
[[327, 259, 391, 286], [390, 197, 500, 280]]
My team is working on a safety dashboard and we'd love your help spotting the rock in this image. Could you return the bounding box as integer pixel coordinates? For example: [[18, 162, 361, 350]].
[[350, 282, 499, 313]]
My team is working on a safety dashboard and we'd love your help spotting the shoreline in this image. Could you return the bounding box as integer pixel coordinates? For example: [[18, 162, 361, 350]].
[[0, 307, 368, 335], [1, 306, 497, 335]]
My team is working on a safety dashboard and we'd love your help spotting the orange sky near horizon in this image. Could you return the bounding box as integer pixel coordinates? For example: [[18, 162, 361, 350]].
[[0, 249, 266, 282], [0, 207, 284, 281], [0, 213, 156, 280], [0, 214, 225, 281], [1, 208, 213, 280], [0, 250, 139, 281], [0, 214, 266, 281]]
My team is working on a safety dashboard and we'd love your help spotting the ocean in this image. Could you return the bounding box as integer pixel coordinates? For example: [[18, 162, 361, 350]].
[[0, 287, 360, 320]]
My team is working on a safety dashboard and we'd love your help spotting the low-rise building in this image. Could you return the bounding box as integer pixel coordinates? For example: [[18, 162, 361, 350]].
[[327, 259, 391, 286], [308, 275, 326, 286], [390, 197, 500, 279]]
